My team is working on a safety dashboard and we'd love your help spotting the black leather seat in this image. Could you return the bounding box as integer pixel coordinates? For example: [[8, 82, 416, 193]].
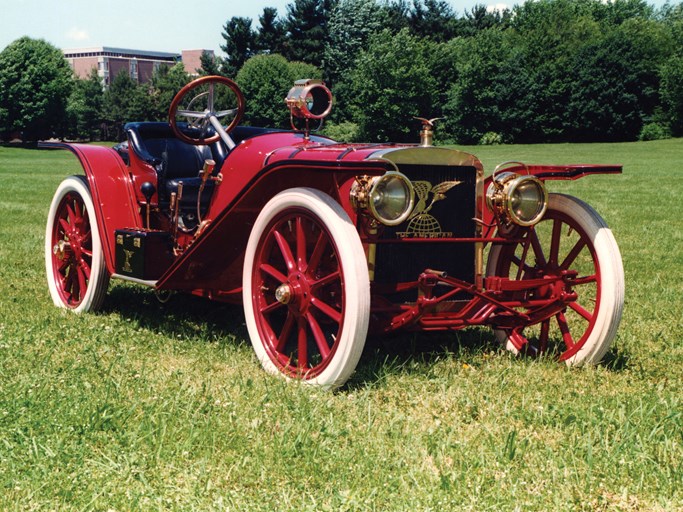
[[124, 122, 226, 208], [124, 122, 286, 211]]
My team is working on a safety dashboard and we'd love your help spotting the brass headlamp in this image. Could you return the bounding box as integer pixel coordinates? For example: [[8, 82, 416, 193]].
[[350, 172, 415, 226], [486, 163, 548, 227]]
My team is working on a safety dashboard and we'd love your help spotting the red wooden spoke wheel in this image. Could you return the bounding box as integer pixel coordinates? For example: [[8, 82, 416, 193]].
[[243, 188, 370, 389], [45, 176, 109, 312], [487, 194, 624, 364]]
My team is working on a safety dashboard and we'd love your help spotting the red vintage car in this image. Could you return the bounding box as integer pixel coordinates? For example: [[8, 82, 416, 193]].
[[44, 76, 625, 389]]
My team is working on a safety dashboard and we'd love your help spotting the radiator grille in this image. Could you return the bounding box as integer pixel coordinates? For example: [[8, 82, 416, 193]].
[[374, 164, 477, 289]]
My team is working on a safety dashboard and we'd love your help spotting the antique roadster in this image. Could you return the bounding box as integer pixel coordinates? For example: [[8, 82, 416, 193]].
[[44, 76, 625, 389]]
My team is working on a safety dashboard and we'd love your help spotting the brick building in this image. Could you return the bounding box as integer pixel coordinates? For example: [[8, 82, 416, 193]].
[[64, 47, 214, 85]]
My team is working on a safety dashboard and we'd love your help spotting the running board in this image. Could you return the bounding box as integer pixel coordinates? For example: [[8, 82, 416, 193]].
[[111, 273, 157, 288]]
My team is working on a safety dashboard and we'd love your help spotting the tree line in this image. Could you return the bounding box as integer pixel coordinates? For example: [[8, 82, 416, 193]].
[[1, 0, 682, 143]]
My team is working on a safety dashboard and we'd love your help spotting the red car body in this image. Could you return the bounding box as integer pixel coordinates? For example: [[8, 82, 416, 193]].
[[44, 76, 625, 388]]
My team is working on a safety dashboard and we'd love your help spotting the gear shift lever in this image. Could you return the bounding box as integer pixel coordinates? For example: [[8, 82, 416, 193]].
[[140, 182, 155, 229]]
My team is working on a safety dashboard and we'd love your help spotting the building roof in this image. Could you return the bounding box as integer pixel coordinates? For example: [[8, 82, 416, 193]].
[[63, 46, 180, 61]]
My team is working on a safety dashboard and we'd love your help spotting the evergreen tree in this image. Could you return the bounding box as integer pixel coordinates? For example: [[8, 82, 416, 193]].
[[199, 50, 222, 76], [256, 7, 287, 54], [221, 16, 257, 76], [283, 0, 337, 68]]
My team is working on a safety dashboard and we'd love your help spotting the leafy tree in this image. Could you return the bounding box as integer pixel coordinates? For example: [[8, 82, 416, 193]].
[[381, 0, 411, 32], [659, 57, 683, 136], [149, 63, 191, 119], [283, 0, 337, 68], [221, 16, 257, 76], [324, 0, 386, 85], [563, 17, 672, 141], [408, 0, 460, 42], [346, 29, 438, 142], [0, 37, 73, 140], [441, 30, 515, 144], [460, 4, 512, 36], [236, 54, 321, 129], [256, 7, 287, 54], [102, 71, 142, 140], [66, 68, 103, 140]]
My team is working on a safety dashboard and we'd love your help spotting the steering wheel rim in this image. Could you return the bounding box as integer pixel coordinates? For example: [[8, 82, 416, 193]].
[[168, 75, 245, 146]]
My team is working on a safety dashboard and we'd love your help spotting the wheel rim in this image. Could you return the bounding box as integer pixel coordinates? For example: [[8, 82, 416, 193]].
[[495, 208, 602, 360], [50, 191, 94, 308], [251, 208, 346, 379]]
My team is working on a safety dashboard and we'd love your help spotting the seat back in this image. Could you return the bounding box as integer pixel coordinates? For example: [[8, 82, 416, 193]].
[[125, 122, 227, 180]]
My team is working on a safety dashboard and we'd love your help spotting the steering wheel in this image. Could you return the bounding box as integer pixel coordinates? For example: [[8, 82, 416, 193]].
[[168, 75, 245, 148]]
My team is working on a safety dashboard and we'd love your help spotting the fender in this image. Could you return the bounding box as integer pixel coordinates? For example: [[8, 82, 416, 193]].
[[482, 163, 622, 227], [489, 163, 622, 182], [156, 159, 389, 297], [40, 142, 142, 274]]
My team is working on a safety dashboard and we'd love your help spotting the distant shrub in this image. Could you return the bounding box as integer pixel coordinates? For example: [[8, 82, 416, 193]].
[[479, 131, 504, 145], [322, 121, 360, 142], [638, 122, 670, 141]]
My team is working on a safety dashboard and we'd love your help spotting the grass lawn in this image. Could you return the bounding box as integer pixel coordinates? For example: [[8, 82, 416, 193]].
[[0, 139, 681, 511]]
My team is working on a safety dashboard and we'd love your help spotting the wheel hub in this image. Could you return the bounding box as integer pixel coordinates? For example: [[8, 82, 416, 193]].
[[275, 283, 292, 304], [52, 240, 72, 261]]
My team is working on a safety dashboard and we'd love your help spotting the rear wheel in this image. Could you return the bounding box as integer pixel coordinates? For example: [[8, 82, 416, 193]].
[[487, 193, 624, 364], [45, 176, 109, 312], [243, 188, 370, 389]]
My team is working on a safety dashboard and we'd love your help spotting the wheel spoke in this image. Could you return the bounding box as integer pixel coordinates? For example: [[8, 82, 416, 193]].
[[273, 229, 296, 272], [310, 296, 342, 324], [295, 217, 307, 271], [66, 203, 77, 225], [261, 299, 285, 315], [76, 266, 87, 299], [312, 270, 341, 288], [307, 231, 328, 273], [549, 219, 562, 266], [571, 274, 598, 286], [528, 229, 547, 267], [297, 317, 308, 369], [568, 301, 593, 322], [259, 263, 287, 284], [59, 217, 71, 234], [556, 312, 575, 349], [560, 237, 587, 270], [539, 320, 550, 353], [306, 312, 331, 360], [73, 199, 83, 221], [275, 313, 295, 352], [79, 258, 91, 280]]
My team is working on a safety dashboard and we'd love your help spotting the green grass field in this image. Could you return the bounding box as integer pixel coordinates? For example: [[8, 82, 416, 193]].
[[0, 139, 681, 511]]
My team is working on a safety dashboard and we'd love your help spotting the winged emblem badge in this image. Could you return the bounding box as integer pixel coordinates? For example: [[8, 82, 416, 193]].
[[397, 179, 461, 238]]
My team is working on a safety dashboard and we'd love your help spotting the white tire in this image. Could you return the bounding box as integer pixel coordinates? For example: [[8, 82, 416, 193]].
[[487, 193, 624, 365], [242, 188, 370, 389], [45, 176, 109, 312]]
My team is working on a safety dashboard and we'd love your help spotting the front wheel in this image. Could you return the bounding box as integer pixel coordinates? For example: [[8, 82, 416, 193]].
[[487, 193, 624, 365], [242, 188, 370, 389], [45, 176, 109, 312]]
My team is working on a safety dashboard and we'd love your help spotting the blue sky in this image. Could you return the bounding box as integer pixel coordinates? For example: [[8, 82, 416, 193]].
[[1, 0, 672, 56]]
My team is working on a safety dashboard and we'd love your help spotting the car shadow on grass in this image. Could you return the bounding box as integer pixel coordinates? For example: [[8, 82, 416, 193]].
[[102, 284, 250, 347], [101, 283, 631, 390]]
